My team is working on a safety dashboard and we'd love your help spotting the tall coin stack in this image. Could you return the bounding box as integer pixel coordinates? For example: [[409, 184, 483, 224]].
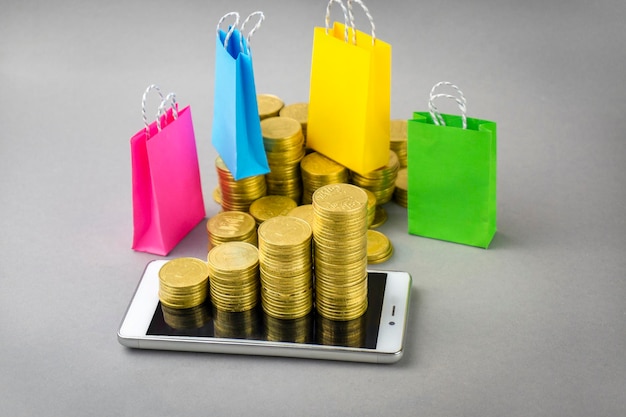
[[312, 184, 369, 321], [158, 258, 209, 309], [207, 242, 260, 312], [261, 117, 305, 203], [350, 150, 400, 205], [300, 152, 349, 205], [393, 168, 408, 208], [390, 119, 408, 168], [215, 156, 267, 212], [206, 211, 258, 250], [258, 216, 313, 320]]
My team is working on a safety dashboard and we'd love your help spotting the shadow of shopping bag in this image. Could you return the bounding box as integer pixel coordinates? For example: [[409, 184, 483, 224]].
[[131, 86, 206, 256], [407, 82, 497, 248]]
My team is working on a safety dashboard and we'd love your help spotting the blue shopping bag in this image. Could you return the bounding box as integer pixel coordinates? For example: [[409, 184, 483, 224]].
[[211, 12, 270, 180]]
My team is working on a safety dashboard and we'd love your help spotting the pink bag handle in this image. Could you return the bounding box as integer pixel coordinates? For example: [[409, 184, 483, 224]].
[[239, 11, 265, 54], [217, 12, 240, 49], [347, 0, 376, 45], [324, 0, 349, 42], [142, 84, 164, 139], [156, 92, 179, 132]]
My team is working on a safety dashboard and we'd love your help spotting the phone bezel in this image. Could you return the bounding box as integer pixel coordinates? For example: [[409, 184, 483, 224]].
[[118, 260, 412, 364]]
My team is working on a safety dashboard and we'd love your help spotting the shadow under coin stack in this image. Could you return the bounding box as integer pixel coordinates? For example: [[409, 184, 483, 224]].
[[300, 152, 349, 205], [207, 242, 260, 312], [261, 117, 305, 203], [312, 184, 369, 321], [206, 211, 258, 251], [158, 257, 209, 309], [215, 156, 267, 212], [258, 216, 313, 319]]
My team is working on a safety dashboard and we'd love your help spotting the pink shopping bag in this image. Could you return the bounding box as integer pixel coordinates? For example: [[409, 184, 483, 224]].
[[130, 86, 206, 255]]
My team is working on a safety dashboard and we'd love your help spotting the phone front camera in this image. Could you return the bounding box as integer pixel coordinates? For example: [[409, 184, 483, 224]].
[[389, 321, 395, 326]]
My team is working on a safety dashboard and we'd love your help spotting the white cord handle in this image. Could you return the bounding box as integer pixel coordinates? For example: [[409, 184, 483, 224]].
[[324, 0, 349, 42], [347, 0, 376, 45], [240, 11, 265, 54], [217, 12, 240, 49], [428, 82, 467, 129], [156, 92, 179, 132], [142, 84, 164, 139]]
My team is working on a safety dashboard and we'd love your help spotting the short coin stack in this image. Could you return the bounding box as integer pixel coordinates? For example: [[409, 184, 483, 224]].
[[261, 117, 306, 203], [390, 119, 408, 168], [258, 216, 313, 319], [393, 168, 408, 208], [215, 156, 267, 212], [300, 152, 349, 205], [367, 230, 394, 264], [350, 150, 400, 205], [362, 187, 377, 228], [158, 257, 209, 309], [248, 195, 298, 226], [206, 211, 258, 250], [312, 184, 369, 321], [207, 242, 260, 312]]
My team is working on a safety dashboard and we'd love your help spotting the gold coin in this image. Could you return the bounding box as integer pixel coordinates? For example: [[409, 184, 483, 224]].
[[258, 94, 284, 120], [390, 119, 407, 141], [370, 206, 388, 229], [312, 183, 368, 215], [301, 152, 346, 177], [288, 204, 314, 229], [394, 168, 408, 208], [367, 230, 393, 264], [207, 211, 256, 239], [207, 241, 259, 273], [213, 186, 222, 205], [261, 116, 303, 144], [249, 195, 298, 224], [159, 257, 209, 288], [258, 216, 312, 247], [279, 102, 308, 126]]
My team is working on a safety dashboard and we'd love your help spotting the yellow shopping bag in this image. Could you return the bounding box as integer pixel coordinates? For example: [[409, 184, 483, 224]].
[[308, 0, 391, 175]]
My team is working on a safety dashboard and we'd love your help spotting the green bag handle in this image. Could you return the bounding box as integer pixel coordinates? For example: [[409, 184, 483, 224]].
[[429, 81, 467, 129], [324, 0, 350, 42]]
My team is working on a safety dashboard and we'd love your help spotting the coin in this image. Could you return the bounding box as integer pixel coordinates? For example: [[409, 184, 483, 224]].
[[393, 168, 408, 208], [390, 119, 408, 168], [370, 206, 388, 229], [258, 94, 284, 120], [215, 156, 267, 212], [206, 211, 257, 249], [279, 102, 308, 143], [350, 150, 400, 205], [249, 195, 298, 225], [367, 230, 394, 264], [158, 258, 209, 309]]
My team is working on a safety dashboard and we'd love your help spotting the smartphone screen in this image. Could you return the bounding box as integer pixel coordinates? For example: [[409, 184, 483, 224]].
[[145, 272, 387, 349]]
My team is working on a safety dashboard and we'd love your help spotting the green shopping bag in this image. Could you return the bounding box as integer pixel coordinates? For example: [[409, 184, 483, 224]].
[[407, 82, 497, 248]]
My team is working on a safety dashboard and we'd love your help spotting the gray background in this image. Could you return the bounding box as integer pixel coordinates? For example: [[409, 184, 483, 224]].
[[1, 0, 625, 416]]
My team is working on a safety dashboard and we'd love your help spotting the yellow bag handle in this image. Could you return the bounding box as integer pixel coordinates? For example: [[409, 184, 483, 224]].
[[324, 0, 349, 42]]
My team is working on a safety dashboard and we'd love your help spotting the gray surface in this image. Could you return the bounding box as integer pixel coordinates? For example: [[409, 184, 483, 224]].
[[1, 0, 625, 416]]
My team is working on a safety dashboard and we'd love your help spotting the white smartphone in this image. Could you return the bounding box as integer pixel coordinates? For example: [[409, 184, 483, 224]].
[[118, 260, 412, 364]]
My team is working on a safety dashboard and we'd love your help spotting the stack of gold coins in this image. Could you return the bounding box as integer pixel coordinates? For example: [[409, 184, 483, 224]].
[[367, 230, 394, 264], [288, 204, 314, 229], [215, 156, 267, 212], [258, 216, 313, 319], [261, 117, 305, 203], [312, 184, 369, 321], [350, 150, 400, 206], [213, 308, 258, 339], [393, 168, 408, 208], [249, 195, 298, 226], [158, 258, 209, 309], [361, 187, 377, 228], [161, 304, 211, 330], [258, 94, 284, 120], [264, 313, 313, 343], [300, 152, 349, 205], [206, 211, 258, 250], [390, 119, 408, 168], [316, 313, 366, 347], [207, 242, 260, 312], [279, 102, 308, 143]]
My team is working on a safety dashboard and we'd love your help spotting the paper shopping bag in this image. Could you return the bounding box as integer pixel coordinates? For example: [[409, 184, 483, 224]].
[[211, 12, 270, 181], [131, 89, 206, 256], [407, 84, 497, 248], [307, 0, 391, 175]]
